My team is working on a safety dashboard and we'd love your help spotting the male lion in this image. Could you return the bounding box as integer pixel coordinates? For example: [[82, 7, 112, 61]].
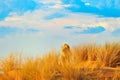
[[60, 44, 72, 65]]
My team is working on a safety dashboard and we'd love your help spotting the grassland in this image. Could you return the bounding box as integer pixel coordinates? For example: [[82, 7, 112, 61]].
[[0, 42, 120, 80]]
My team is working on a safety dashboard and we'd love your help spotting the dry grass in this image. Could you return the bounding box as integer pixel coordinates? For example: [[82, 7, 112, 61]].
[[0, 42, 120, 80]]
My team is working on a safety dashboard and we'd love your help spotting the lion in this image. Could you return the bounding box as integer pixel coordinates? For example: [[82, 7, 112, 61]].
[[60, 44, 72, 65]]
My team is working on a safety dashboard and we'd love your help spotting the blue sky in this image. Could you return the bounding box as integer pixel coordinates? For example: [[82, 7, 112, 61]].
[[0, 0, 120, 57]]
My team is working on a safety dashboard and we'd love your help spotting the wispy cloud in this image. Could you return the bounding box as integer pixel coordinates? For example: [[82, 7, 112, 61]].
[[0, 10, 120, 34], [0, 26, 40, 38], [62, 0, 120, 17], [74, 26, 105, 34], [44, 12, 67, 20], [82, 0, 120, 9], [64, 26, 74, 29], [26, 28, 40, 33]]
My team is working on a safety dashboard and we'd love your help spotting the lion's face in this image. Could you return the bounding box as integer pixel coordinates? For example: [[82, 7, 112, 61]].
[[61, 44, 70, 52]]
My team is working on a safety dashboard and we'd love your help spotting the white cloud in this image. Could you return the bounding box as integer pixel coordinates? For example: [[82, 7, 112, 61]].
[[0, 9, 120, 33], [35, 0, 61, 4], [48, 4, 71, 9], [82, 0, 120, 9], [34, 0, 72, 9], [84, 2, 90, 6]]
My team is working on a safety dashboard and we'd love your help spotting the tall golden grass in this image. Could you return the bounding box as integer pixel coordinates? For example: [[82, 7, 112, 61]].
[[0, 42, 120, 80]]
